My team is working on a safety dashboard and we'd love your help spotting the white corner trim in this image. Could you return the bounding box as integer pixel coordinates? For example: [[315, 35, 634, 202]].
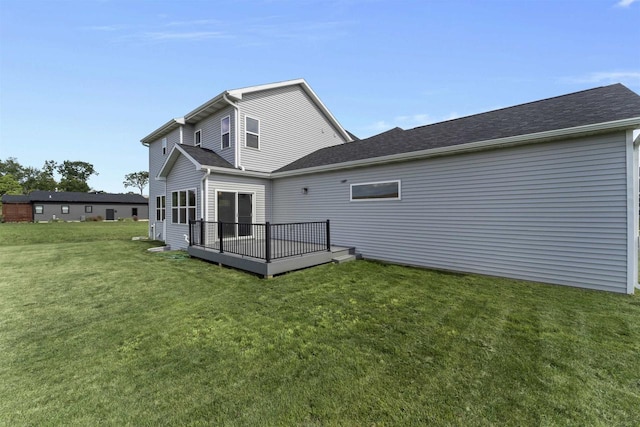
[[625, 129, 638, 294]]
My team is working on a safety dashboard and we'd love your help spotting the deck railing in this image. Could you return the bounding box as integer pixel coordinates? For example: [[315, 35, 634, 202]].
[[188, 220, 331, 263]]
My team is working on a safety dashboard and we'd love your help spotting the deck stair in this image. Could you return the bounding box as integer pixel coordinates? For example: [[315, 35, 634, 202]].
[[331, 246, 361, 264]]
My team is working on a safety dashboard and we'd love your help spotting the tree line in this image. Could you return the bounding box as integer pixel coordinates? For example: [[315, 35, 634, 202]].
[[0, 157, 149, 197]]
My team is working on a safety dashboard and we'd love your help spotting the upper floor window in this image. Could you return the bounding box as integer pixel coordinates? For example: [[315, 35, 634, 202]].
[[171, 189, 196, 224], [162, 138, 167, 155], [245, 116, 260, 149], [221, 116, 230, 149], [350, 180, 401, 201], [194, 130, 202, 147]]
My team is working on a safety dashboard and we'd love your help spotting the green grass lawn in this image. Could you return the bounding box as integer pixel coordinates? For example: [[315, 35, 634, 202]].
[[1, 222, 639, 425]]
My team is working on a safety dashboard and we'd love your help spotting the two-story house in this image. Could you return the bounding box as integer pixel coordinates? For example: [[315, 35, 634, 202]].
[[142, 79, 353, 250], [142, 80, 640, 294]]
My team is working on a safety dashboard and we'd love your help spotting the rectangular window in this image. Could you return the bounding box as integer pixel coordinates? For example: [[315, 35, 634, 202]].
[[156, 195, 166, 221], [245, 116, 259, 149], [171, 190, 196, 224], [221, 116, 230, 149], [61, 205, 70, 214], [162, 138, 167, 155], [85, 206, 92, 213], [350, 180, 401, 201], [35, 205, 43, 214], [194, 130, 202, 147], [132, 208, 138, 217]]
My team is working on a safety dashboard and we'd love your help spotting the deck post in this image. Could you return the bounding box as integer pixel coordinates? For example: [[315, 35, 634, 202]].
[[218, 221, 224, 254], [200, 218, 205, 247], [188, 220, 193, 247], [326, 219, 331, 252], [265, 222, 271, 263]]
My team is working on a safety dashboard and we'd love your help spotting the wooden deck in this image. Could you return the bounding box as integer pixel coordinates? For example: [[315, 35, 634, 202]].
[[188, 239, 355, 277]]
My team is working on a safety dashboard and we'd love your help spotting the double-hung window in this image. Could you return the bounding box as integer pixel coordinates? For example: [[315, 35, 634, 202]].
[[156, 195, 166, 221], [194, 130, 202, 147], [221, 116, 230, 149], [245, 116, 259, 149], [171, 190, 196, 224]]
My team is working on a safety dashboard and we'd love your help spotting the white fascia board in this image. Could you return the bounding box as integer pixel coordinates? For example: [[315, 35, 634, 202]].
[[184, 93, 227, 122], [198, 165, 270, 179], [157, 144, 202, 178], [298, 81, 353, 142], [227, 78, 353, 142], [141, 118, 185, 144], [226, 78, 306, 99], [273, 117, 640, 178]]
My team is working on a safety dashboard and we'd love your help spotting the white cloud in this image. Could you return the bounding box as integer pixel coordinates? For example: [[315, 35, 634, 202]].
[[83, 25, 122, 31], [616, 0, 637, 7], [140, 31, 230, 41], [564, 71, 640, 85], [84, 17, 349, 45], [166, 19, 224, 27]]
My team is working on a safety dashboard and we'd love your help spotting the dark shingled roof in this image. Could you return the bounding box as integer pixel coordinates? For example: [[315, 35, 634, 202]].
[[276, 84, 640, 173], [1, 194, 30, 203], [25, 191, 148, 204], [180, 145, 234, 169]]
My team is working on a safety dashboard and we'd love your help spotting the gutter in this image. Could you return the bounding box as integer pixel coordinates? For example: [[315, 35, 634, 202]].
[[223, 93, 244, 171], [272, 117, 640, 178], [198, 165, 270, 178]]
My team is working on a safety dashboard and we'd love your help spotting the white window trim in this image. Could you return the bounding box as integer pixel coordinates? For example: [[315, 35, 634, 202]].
[[170, 188, 197, 225], [194, 129, 202, 147], [245, 115, 260, 150], [61, 205, 70, 214], [350, 180, 401, 202], [221, 115, 231, 150], [162, 137, 167, 155], [214, 189, 257, 240], [156, 195, 166, 222]]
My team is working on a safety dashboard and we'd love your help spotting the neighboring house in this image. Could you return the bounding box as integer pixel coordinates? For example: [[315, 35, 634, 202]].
[[1, 191, 149, 222], [142, 79, 640, 294]]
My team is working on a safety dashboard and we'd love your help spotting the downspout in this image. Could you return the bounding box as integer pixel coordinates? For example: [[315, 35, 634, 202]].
[[223, 93, 244, 171], [179, 125, 184, 145], [201, 168, 211, 221]]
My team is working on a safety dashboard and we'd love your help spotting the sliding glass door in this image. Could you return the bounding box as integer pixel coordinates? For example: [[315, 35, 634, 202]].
[[217, 191, 253, 238]]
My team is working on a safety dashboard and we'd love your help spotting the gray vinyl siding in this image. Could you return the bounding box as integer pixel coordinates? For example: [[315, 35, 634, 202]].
[[272, 132, 629, 293], [238, 85, 348, 172], [165, 154, 203, 249], [148, 127, 181, 241], [33, 203, 148, 222], [192, 107, 236, 165]]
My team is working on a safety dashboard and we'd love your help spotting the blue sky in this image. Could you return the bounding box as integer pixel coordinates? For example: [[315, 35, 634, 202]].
[[1, 0, 639, 194]]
